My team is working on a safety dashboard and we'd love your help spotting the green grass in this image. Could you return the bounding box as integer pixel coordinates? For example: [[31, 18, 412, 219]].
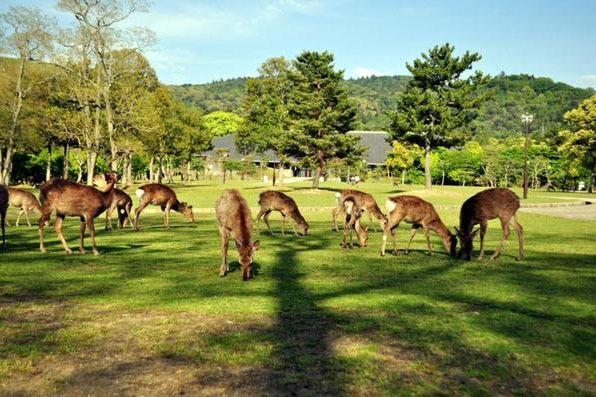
[[1, 180, 594, 395]]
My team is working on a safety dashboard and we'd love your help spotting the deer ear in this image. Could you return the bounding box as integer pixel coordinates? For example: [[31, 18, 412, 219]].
[[252, 240, 260, 251]]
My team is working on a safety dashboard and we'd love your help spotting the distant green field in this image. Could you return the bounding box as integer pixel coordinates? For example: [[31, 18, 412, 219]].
[[1, 181, 594, 395]]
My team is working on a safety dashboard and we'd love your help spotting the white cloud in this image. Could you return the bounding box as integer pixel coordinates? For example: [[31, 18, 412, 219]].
[[351, 67, 385, 78], [579, 74, 596, 88]]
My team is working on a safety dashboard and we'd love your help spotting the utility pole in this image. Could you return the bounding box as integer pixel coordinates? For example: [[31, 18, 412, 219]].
[[521, 113, 534, 199]]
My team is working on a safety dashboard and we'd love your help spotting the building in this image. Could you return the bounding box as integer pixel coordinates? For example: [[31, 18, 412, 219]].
[[201, 131, 393, 176]]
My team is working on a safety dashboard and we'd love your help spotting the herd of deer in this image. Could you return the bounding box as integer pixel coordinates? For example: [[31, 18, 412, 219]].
[[0, 176, 524, 281]]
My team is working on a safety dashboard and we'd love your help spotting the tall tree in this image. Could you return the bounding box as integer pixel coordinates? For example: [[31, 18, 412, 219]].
[[558, 95, 596, 192], [239, 57, 295, 186], [389, 43, 488, 189], [0, 6, 56, 184], [288, 51, 359, 188], [58, 0, 153, 171]]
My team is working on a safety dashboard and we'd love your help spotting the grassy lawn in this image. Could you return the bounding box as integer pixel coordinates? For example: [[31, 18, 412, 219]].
[[1, 180, 594, 395]]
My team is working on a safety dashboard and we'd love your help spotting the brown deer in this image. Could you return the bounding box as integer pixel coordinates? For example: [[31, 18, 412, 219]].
[[456, 188, 524, 261], [38, 173, 118, 255], [256, 190, 309, 237], [6, 187, 42, 227], [215, 189, 260, 281], [0, 185, 7, 249], [340, 195, 369, 248], [381, 195, 457, 257], [105, 188, 134, 230], [332, 189, 387, 232], [134, 183, 195, 230]]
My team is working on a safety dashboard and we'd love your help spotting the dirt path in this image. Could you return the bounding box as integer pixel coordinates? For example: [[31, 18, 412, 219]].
[[520, 203, 596, 220]]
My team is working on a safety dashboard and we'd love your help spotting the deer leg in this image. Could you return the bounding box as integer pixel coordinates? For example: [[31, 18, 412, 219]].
[[15, 209, 24, 227], [510, 216, 524, 261], [126, 204, 134, 229], [332, 207, 339, 232], [291, 221, 299, 238], [477, 221, 488, 260], [134, 201, 150, 231], [105, 204, 116, 231], [87, 217, 99, 256], [38, 207, 52, 253], [219, 226, 229, 276], [423, 227, 433, 256], [280, 214, 286, 237], [368, 211, 376, 232], [263, 211, 274, 235], [255, 208, 266, 236], [1, 208, 5, 248], [25, 209, 32, 227], [79, 217, 87, 254], [54, 215, 72, 255], [405, 226, 418, 255], [491, 219, 510, 260]]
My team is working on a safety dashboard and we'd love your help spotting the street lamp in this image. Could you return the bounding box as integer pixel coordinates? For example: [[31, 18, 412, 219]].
[[521, 113, 534, 199]]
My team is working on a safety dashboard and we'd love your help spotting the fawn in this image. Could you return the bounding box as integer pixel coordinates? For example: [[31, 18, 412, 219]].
[[382, 195, 457, 257], [6, 187, 42, 227], [340, 195, 369, 248], [332, 189, 387, 232], [105, 188, 134, 230], [256, 190, 308, 237], [134, 183, 194, 230]]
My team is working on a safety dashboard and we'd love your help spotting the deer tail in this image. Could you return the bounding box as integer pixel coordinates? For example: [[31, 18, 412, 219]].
[[385, 198, 397, 213], [135, 188, 145, 200]]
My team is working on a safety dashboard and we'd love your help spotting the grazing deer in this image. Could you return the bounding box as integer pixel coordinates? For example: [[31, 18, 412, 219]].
[[6, 187, 42, 227], [0, 185, 7, 249], [38, 173, 118, 255], [134, 183, 195, 230], [332, 189, 387, 232], [340, 195, 369, 248], [215, 189, 260, 281], [105, 188, 134, 230], [456, 188, 524, 261], [256, 190, 309, 237], [381, 195, 457, 257]]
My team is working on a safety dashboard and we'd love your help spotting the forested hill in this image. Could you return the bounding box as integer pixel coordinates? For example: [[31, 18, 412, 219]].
[[170, 74, 593, 137]]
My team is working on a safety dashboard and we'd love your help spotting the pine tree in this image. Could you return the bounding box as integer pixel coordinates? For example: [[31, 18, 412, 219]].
[[288, 51, 359, 188], [390, 43, 488, 189]]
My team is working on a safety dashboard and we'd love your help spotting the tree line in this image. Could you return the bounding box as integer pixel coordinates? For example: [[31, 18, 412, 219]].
[[1, 2, 593, 192]]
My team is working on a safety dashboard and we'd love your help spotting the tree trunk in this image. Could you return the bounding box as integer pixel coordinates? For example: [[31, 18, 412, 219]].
[[278, 161, 285, 187], [46, 144, 53, 182], [441, 169, 445, 186], [401, 170, 406, 185], [63, 141, 70, 179], [103, 87, 118, 172], [424, 143, 432, 190], [149, 156, 154, 182], [127, 153, 133, 185], [1, 57, 26, 185], [86, 151, 97, 185], [312, 164, 323, 189]]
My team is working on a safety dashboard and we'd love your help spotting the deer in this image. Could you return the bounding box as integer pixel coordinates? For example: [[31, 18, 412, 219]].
[[5, 187, 42, 227], [456, 188, 524, 261], [332, 189, 387, 232], [381, 195, 457, 257], [134, 183, 195, 230], [0, 185, 7, 249], [256, 190, 309, 237], [105, 188, 134, 230], [340, 195, 369, 249], [215, 189, 260, 281], [38, 173, 118, 255]]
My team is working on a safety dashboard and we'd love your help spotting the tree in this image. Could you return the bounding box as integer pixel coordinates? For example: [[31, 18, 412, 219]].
[[288, 51, 359, 189], [203, 111, 243, 138], [239, 57, 295, 186], [0, 6, 56, 184], [558, 95, 596, 192], [386, 141, 422, 185], [389, 43, 488, 189], [58, 0, 153, 171]]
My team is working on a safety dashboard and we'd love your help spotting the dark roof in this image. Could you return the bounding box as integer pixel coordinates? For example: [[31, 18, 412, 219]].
[[347, 131, 392, 165], [202, 131, 392, 165]]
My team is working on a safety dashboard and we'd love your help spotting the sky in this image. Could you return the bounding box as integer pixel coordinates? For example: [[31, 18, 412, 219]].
[[2, 0, 595, 88]]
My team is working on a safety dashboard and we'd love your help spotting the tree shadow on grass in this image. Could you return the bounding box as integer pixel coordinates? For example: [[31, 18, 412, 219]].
[[267, 236, 348, 395]]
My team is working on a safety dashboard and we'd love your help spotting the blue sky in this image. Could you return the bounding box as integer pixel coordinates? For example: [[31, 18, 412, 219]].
[[2, 0, 595, 87]]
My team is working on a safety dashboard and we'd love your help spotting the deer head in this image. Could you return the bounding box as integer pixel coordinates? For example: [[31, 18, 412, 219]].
[[455, 227, 478, 261], [449, 234, 458, 257], [298, 219, 309, 236], [179, 202, 195, 222], [92, 172, 118, 191], [235, 240, 260, 281]]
